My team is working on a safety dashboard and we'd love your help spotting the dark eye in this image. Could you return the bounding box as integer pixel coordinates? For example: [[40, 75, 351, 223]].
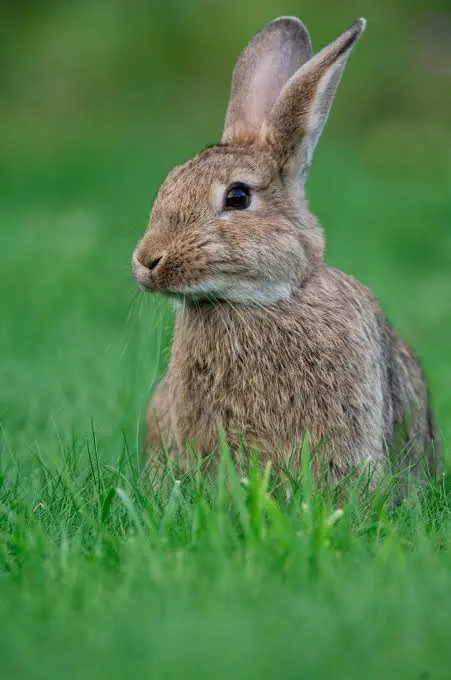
[[224, 182, 251, 210]]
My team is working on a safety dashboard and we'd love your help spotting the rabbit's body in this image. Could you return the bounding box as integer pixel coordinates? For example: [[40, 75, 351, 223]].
[[135, 17, 439, 481], [148, 265, 435, 479]]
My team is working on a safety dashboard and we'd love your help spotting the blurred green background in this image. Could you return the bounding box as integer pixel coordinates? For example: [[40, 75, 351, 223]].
[[1, 0, 450, 454], [1, 0, 451, 153]]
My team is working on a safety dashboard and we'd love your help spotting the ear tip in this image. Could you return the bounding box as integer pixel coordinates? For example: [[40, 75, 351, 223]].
[[270, 16, 308, 29], [263, 16, 312, 42], [353, 17, 367, 35]]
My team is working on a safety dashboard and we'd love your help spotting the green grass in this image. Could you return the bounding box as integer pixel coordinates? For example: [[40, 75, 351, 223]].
[[1, 134, 451, 679]]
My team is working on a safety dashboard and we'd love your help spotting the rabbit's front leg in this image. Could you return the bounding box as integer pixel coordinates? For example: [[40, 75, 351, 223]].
[[146, 375, 174, 453]]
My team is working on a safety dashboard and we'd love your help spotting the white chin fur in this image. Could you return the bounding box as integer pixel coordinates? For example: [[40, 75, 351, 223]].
[[180, 278, 292, 305]]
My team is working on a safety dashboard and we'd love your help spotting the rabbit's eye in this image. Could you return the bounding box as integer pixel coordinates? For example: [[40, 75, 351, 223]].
[[224, 182, 251, 210]]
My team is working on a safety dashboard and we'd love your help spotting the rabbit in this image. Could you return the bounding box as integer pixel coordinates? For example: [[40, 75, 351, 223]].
[[132, 17, 439, 483]]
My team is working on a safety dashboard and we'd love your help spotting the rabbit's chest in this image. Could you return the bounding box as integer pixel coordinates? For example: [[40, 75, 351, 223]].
[[169, 324, 338, 453], [168, 302, 380, 456]]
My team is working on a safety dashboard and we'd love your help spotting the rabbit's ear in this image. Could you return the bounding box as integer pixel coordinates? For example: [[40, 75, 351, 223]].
[[222, 17, 313, 144], [263, 19, 366, 180]]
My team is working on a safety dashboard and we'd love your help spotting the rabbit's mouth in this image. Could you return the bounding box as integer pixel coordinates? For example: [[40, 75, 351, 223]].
[[132, 254, 155, 292]]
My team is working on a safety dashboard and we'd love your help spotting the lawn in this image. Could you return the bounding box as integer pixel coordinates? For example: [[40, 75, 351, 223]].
[[1, 130, 451, 679]]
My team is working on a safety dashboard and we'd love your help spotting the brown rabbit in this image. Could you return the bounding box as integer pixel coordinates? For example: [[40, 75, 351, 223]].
[[133, 17, 439, 482]]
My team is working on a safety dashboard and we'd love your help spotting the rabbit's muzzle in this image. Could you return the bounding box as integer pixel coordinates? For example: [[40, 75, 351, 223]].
[[132, 250, 165, 292]]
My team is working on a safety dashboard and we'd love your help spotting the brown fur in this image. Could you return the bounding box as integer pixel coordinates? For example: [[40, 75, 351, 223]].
[[133, 17, 439, 482], [223, 17, 313, 144], [146, 376, 173, 451]]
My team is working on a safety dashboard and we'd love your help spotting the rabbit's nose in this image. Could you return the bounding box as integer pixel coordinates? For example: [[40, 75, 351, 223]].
[[137, 251, 166, 274], [147, 255, 164, 272]]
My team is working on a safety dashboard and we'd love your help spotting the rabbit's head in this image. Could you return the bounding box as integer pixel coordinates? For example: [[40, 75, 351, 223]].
[[133, 17, 365, 304]]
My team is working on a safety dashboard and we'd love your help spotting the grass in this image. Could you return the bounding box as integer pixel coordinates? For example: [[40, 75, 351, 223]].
[[1, 131, 451, 679]]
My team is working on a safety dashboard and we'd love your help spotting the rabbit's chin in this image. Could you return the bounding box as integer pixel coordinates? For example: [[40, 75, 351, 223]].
[[166, 278, 293, 306]]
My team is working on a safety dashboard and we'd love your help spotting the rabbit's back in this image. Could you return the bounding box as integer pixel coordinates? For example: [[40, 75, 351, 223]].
[[379, 317, 439, 476]]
